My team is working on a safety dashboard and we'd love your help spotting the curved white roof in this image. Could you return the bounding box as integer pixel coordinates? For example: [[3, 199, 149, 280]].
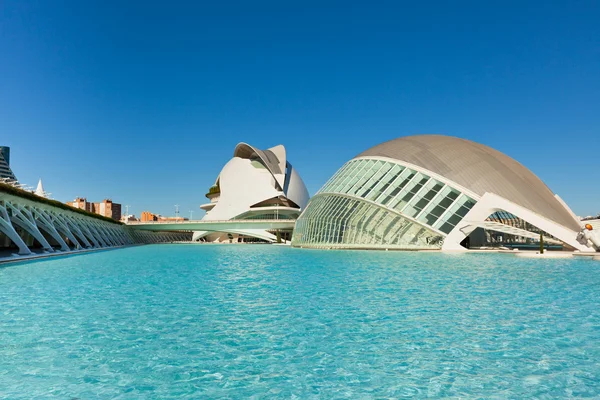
[[234, 143, 286, 188], [357, 134, 580, 231]]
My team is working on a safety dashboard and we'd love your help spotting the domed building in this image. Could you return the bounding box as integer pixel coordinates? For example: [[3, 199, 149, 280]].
[[292, 134, 593, 252], [194, 142, 309, 243]]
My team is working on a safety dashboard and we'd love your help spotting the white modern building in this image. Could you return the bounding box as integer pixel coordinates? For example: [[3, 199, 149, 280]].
[[292, 134, 597, 252], [193, 142, 309, 243]]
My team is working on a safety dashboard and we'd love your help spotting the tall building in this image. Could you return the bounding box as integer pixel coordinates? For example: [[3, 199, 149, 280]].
[[96, 199, 121, 221], [292, 134, 594, 252], [67, 197, 94, 212], [0, 146, 18, 182], [67, 197, 122, 221]]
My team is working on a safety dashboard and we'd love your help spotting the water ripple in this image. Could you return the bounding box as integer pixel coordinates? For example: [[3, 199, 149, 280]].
[[0, 245, 599, 398]]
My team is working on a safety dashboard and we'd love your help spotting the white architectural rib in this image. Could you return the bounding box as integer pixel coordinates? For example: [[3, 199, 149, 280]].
[[0, 203, 31, 255], [52, 213, 83, 249], [31, 208, 70, 251], [6, 203, 54, 252]]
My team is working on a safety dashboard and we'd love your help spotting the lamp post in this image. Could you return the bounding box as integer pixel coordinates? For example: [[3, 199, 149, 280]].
[[175, 204, 180, 222]]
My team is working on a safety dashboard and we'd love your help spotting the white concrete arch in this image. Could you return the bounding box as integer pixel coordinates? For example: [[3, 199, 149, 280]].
[[443, 192, 593, 252]]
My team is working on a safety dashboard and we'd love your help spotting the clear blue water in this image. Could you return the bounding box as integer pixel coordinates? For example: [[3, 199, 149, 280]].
[[1, 245, 599, 399]]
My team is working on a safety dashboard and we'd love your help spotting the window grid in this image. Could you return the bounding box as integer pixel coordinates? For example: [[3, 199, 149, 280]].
[[338, 160, 372, 194], [332, 160, 360, 193], [392, 174, 430, 212], [386, 171, 420, 209], [418, 187, 460, 226], [377, 168, 415, 206], [329, 161, 361, 193], [319, 162, 353, 194], [407, 180, 445, 220], [360, 162, 393, 199], [400, 178, 440, 217], [298, 158, 480, 243], [434, 195, 476, 234], [347, 161, 383, 196], [369, 164, 404, 202], [291, 194, 444, 249]]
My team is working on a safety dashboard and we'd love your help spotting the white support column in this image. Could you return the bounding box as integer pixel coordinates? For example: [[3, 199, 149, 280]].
[[6, 203, 54, 252], [118, 228, 129, 244], [122, 229, 133, 244], [106, 226, 121, 246], [93, 223, 112, 246], [76, 219, 102, 247], [117, 227, 128, 244], [31, 208, 71, 251], [94, 223, 117, 246], [122, 227, 132, 244], [95, 223, 113, 246], [107, 225, 123, 246], [71, 218, 99, 248], [0, 203, 32, 255], [86, 221, 109, 247], [52, 215, 83, 249], [52, 214, 85, 249], [107, 227, 122, 245]]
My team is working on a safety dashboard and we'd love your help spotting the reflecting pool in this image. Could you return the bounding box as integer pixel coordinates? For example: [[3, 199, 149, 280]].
[[1, 245, 599, 398]]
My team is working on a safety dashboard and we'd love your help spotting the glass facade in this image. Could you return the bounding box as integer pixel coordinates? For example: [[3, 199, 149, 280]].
[[293, 194, 444, 249], [292, 158, 478, 249]]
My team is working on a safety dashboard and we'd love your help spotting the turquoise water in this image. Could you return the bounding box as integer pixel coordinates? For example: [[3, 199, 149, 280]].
[[1, 245, 599, 398]]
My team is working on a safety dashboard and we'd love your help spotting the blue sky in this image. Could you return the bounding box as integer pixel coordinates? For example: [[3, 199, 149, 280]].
[[1, 1, 599, 218]]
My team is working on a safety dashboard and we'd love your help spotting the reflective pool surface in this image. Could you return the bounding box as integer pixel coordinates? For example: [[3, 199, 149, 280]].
[[1, 245, 599, 398]]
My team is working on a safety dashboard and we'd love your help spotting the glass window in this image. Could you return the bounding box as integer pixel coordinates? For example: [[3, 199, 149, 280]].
[[348, 161, 384, 195], [292, 192, 446, 250], [433, 195, 477, 233], [393, 175, 429, 212], [416, 185, 459, 226], [319, 162, 352, 193], [361, 162, 392, 198], [334, 160, 366, 193], [403, 180, 443, 218], [340, 160, 374, 194], [381, 169, 415, 205], [369, 164, 403, 202]]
